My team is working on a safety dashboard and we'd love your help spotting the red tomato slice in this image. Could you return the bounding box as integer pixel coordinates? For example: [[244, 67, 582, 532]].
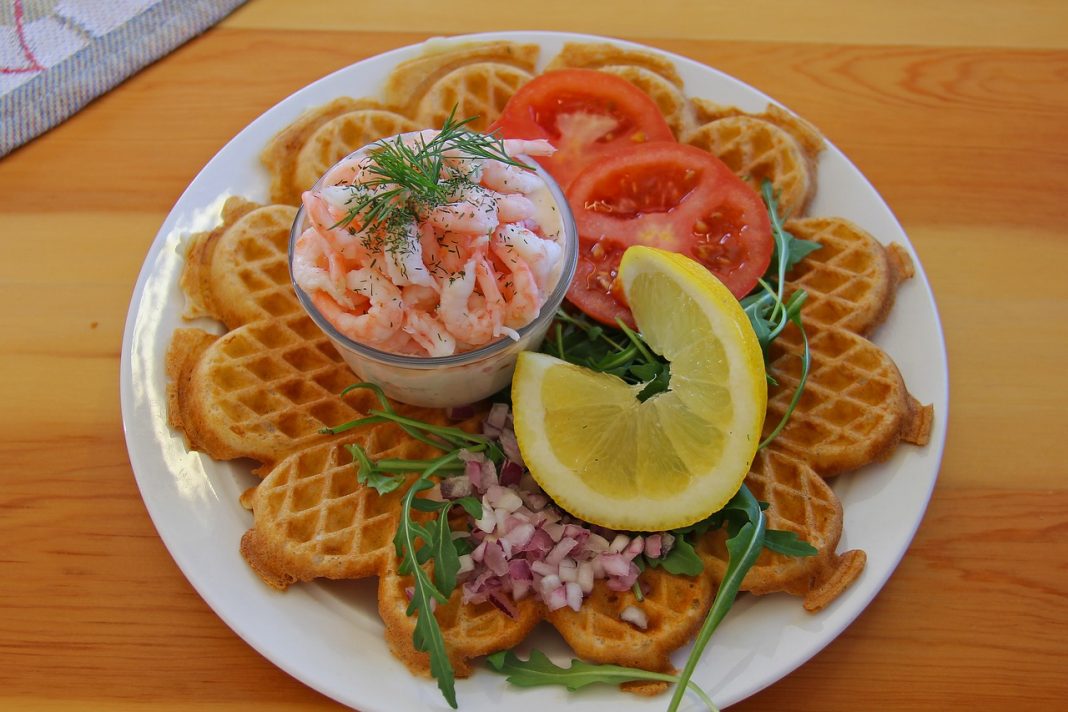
[[488, 69, 675, 189], [565, 142, 773, 327]]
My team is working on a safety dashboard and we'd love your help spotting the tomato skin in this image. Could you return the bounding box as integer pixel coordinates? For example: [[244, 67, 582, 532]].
[[489, 69, 675, 189], [565, 142, 773, 326]]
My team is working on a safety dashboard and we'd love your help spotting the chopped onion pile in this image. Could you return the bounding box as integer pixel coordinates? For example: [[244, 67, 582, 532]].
[[439, 403, 677, 615]]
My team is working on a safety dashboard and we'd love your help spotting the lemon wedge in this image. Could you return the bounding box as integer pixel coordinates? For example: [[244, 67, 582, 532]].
[[511, 246, 767, 531]]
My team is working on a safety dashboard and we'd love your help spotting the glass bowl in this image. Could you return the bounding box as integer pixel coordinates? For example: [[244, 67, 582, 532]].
[[288, 156, 578, 408]]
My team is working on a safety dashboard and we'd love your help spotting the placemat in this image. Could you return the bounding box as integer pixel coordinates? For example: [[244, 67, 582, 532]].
[[1, 0, 246, 157]]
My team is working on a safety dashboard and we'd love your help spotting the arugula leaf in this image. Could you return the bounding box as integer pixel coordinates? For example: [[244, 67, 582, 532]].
[[345, 443, 404, 494], [486, 650, 718, 711], [763, 529, 818, 557], [645, 535, 704, 576], [667, 485, 766, 712]]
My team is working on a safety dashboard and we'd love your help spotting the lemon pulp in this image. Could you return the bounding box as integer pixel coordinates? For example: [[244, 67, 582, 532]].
[[511, 246, 766, 531]]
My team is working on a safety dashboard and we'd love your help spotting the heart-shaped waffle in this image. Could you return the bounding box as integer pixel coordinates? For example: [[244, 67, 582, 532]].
[[684, 99, 824, 218]]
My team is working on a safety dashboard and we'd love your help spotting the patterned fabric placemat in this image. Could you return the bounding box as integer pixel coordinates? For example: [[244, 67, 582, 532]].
[[1, 0, 246, 157]]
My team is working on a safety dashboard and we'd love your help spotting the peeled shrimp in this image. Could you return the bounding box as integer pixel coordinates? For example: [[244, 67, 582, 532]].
[[491, 238, 542, 329], [382, 222, 437, 289], [293, 228, 353, 308], [493, 223, 562, 292], [438, 258, 504, 345], [311, 267, 404, 345], [404, 310, 456, 357], [481, 159, 542, 194], [501, 138, 556, 158]]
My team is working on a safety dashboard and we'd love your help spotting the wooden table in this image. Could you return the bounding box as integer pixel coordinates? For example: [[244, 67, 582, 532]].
[[3, 1, 1066, 709]]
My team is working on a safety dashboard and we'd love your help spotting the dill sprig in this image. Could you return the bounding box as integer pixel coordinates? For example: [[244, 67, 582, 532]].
[[329, 107, 531, 243]]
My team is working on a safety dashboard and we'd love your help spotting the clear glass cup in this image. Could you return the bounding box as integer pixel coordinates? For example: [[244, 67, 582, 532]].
[[288, 157, 578, 408]]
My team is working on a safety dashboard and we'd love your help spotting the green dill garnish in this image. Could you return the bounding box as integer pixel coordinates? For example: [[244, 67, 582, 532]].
[[326, 107, 531, 258]]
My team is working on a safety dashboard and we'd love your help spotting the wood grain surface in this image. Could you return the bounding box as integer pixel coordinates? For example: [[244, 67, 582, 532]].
[[2, 0, 1067, 709]]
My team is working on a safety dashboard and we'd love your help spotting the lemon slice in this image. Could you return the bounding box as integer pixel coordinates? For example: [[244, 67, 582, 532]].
[[512, 246, 767, 531]]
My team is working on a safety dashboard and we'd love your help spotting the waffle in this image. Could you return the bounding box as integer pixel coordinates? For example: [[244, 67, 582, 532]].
[[238, 433, 417, 589], [293, 108, 420, 199], [179, 197, 300, 330], [378, 557, 544, 678], [763, 217, 933, 475], [382, 41, 539, 132], [784, 216, 916, 336], [545, 42, 691, 135], [546, 564, 716, 692], [684, 99, 824, 218], [261, 97, 386, 205], [700, 449, 865, 611]]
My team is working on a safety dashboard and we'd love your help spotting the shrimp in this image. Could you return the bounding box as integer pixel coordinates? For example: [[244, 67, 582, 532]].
[[302, 190, 375, 265], [481, 159, 542, 194], [493, 224, 562, 292], [401, 284, 438, 311], [434, 231, 487, 274], [321, 154, 375, 187], [502, 138, 556, 158], [438, 258, 504, 346], [404, 310, 456, 357], [426, 183, 500, 235], [382, 222, 436, 289], [495, 193, 536, 223], [293, 228, 353, 307], [311, 267, 404, 345], [491, 237, 542, 330]]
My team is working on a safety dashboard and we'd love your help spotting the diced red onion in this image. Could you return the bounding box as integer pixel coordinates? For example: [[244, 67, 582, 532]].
[[543, 521, 565, 543], [512, 578, 531, 600], [605, 562, 640, 592], [545, 585, 568, 611], [578, 561, 595, 593], [558, 558, 578, 583], [600, 553, 631, 577], [660, 532, 675, 554], [465, 460, 484, 491], [471, 540, 487, 563], [484, 540, 509, 576], [508, 559, 532, 581], [523, 492, 549, 511], [539, 574, 562, 594], [609, 534, 630, 553], [458, 554, 474, 575], [503, 522, 535, 550], [546, 537, 578, 567], [624, 536, 644, 561], [498, 428, 524, 465], [521, 528, 554, 557], [530, 560, 556, 578], [486, 485, 523, 512], [565, 582, 583, 612], [586, 533, 611, 553], [475, 508, 496, 533], [484, 402, 509, 436], [620, 605, 648, 630], [488, 590, 518, 619], [499, 460, 524, 486], [644, 534, 662, 559]]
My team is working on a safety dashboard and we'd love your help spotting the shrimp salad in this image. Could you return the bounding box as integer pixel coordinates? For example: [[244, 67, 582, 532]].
[[292, 129, 566, 358]]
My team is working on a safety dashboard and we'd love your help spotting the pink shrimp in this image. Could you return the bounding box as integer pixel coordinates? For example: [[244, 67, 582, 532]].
[[480, 159, 542, 194], [438, 258, 504, 346], [426, 183, 500, 234], [311, 267, 404, 345], [491, 237, 542, 330], [502, 138, 556, 158], [404, 310, 456, 357], [493, 223, 562, 292], [293, 228, 352, 307]]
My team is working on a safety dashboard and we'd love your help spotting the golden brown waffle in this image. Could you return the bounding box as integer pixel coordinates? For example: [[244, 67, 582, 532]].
[[378, 558, 544, 678], [762, 217, 933, 475], [166, 315, 380, 474], [180, 197, 300, 330], [784, 216, 916, 336], [546, 565, 716, 691], [684, 99, 824, 218], [261, 97, 387, 205], [765, 323, 932, 477], [545, 42, 691, 135], [701, 449, 866, 611], [382, 41, 539, 132], [237, 408, 477, 589], [293, 108, 420, 199]]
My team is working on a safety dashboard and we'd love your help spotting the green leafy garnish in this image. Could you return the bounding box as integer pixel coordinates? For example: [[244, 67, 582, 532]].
[[328, 107, 530, 255], [666, 486, 766, 712], [763, 528, 819, 557], [324, 383, 502, 709], [487, 650, 718, 711]]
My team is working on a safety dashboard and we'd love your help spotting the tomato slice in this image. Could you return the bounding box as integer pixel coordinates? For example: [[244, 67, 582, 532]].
[[488, 69, 675, 189], [565, 142, 773, 326]]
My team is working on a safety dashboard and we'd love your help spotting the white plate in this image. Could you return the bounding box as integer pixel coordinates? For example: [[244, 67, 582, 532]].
[[120, 31, 948, 712]]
